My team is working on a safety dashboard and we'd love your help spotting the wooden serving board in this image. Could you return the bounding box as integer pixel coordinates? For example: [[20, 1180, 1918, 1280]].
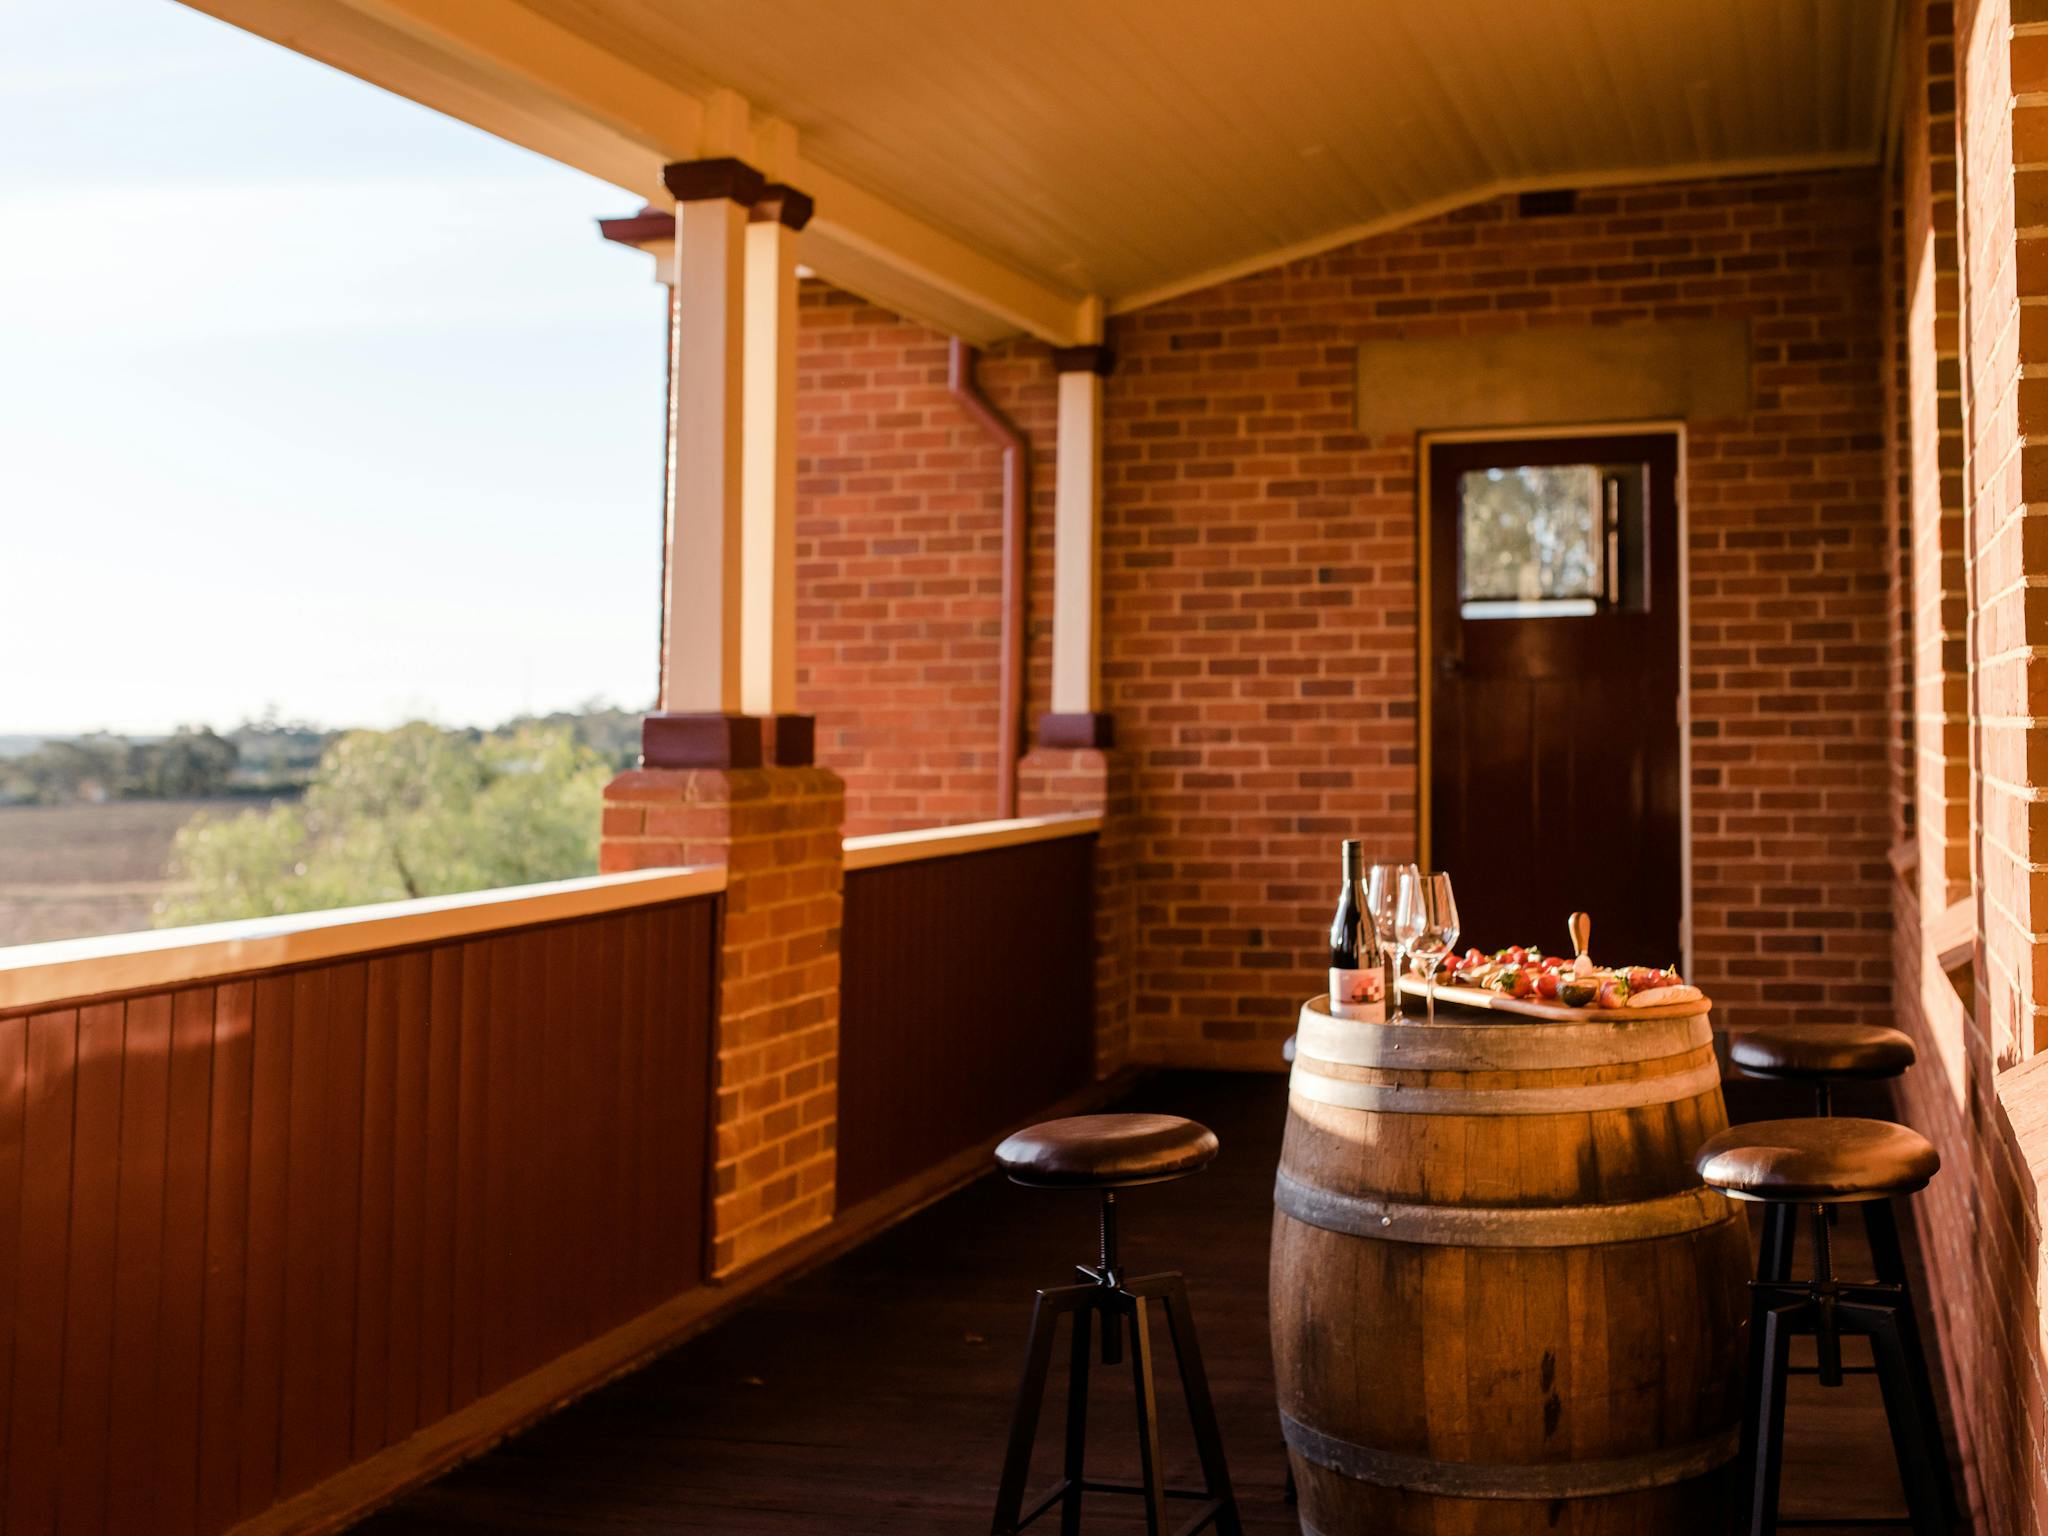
[[1395, 975, 1711, 1024]]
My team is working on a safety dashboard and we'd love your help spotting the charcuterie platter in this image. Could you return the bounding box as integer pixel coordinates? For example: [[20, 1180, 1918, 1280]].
[[1398, 910, 1706, 1022], [1394, 974, 1709, 1023]]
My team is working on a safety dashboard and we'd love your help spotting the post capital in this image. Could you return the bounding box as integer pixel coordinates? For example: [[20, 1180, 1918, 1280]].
[[663, 157, 768, 207], [1052, 344, 1116, 377], [749, 183, 815, 232]]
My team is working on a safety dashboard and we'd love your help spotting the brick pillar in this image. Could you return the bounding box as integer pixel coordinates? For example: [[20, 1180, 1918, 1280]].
[[1018, 747, 1133, 1077], [602, 764, 845, 1278]]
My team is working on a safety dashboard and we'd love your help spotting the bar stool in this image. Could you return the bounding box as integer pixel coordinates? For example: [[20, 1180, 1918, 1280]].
[[1728, 1024, 1918, 1285], [1695, 1117, 1953, 1536], [988, 1113, 1243, 1536]]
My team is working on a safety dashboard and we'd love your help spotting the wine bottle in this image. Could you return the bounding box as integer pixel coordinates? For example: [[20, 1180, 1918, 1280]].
[[1329, 840, 1387, 1021]]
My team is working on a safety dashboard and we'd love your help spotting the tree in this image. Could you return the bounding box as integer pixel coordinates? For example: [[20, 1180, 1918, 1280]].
[[1457, 465, 1601, 602], [136, 726, 239, 798], [155, 722, 607, 927], [9, 734, 130, 802], [502, 696, 646, 770], [227, 708, 334, 789]]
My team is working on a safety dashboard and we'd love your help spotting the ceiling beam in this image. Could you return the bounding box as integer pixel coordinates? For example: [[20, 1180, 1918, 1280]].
[[791, 159, 1094, 346], [183, 0, 676, 199], [178, 0, 1092, 345]]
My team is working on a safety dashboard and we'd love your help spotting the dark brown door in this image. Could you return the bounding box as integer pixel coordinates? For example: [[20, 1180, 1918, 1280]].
[[1426, 432, 1683, 969]]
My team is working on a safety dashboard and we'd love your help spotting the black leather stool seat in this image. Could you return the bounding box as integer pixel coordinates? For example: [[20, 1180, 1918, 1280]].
[[1729, 1023, 1917, 1081], [994, 1113, 1219, 1189], [1695, 1117, 1939, 1204]]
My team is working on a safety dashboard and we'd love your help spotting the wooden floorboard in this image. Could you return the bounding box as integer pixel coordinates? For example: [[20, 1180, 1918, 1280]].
[[356, 1071, 1967, 1534]]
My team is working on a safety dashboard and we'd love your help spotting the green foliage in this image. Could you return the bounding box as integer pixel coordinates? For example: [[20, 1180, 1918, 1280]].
[[1, 701, 642, 807], [0, 727, 240, 805], [1457, 465, 1602, 603], [501, 697, 643, 770], [142, 727, 240, 798], [226, 708, 336, 790], [155, 722, 607, 926]]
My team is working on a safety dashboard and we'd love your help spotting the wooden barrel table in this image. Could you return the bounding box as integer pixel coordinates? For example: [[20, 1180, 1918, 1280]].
[[1271, 989, 1749, 1534]]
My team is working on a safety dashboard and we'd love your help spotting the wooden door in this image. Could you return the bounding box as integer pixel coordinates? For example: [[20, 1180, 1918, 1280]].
[[1426, 432, 1683, 969]]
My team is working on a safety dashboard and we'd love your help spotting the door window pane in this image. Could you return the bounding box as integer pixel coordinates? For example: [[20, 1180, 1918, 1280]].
[[1457, 465, 1602, 618]]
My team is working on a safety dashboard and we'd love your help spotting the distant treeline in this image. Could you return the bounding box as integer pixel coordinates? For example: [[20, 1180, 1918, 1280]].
[[0, 701, 647, 807]]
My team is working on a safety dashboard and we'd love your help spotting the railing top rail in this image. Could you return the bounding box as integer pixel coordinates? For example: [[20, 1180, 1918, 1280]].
[[0, 865, 727, 1015], [842, 812, 1103, 872]]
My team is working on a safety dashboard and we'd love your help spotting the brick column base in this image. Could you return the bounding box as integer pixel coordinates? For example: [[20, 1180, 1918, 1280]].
[[603, 764, 845, 1278], [1019, 748, 1133, 1077]]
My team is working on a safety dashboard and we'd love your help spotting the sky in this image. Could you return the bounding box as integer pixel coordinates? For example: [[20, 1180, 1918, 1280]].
[[1, 0, 666, 736]]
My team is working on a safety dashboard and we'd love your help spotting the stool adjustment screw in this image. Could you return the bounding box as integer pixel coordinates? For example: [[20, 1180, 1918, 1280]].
[[1097, 1191, 1124, 1366], [1097, 1190, 1121, 1282]]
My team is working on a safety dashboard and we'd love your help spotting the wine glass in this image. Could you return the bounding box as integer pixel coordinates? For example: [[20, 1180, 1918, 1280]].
[[1367, 862, 1416, 1018], [1396, 870, 1461, 1026]]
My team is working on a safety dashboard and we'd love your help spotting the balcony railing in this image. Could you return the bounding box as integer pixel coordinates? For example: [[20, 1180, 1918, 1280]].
[[0, 814, 1105, 1536], [0, 868, 725, 1536], [840, 814, 1100, 1207]]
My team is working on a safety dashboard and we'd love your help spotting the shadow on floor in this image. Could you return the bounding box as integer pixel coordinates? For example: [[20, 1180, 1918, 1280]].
[[359, 1071, 1963, 1534]]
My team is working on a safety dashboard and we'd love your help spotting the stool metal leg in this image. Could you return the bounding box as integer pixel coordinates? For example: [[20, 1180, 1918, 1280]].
[[1758, 1203, 1798, 1283], [1744, 1294, 1799, 1536], [1060, 1304, 1091, 1536], [1890, 1284, 1958, 1523], [1737, 1277, 1770, 1502], [1859, 1286, 1949, 1536], [1140, 1272, 1243, 1535], [994, 1259, 1240, 1534], [1862, 1196, 1909, 1287], [1741, 1275, 1955, 1536], [1855, 1295, 1949, 1535], [1127, 1294, 1168, 1536], [992, 1284, 1093, 1536]]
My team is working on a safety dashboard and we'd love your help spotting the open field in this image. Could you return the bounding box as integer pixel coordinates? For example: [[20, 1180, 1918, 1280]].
[[0, 797, 280, 947]]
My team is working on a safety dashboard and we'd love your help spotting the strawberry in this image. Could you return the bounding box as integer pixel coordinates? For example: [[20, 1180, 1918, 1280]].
[[1491, 967, 1533, 999]]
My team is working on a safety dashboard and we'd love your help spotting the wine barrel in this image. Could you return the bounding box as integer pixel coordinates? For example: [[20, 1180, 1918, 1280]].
[[1271, 994, 1749, 1535]]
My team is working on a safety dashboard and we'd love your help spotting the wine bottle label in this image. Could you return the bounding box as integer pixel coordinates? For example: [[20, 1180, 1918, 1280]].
[[1329, 966, 1387, 1022]]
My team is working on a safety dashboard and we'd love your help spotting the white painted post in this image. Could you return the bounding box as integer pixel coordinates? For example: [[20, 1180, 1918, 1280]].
[[1051, 349, 1111, 720], [660, 160, 764, 714], [741, 187, 811, 717]]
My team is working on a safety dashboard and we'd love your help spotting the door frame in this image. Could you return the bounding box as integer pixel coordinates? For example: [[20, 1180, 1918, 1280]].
[[1415, 419, 1692, 973]]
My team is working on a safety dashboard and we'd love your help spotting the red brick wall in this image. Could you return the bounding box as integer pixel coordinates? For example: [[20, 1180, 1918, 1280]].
[[789, 174, 1895, 1074], [1888, 2, 1989, 1525], [793, 285, 1053, 834], [1886, 0, 2048, 1529], [1099, 169, 1892, 1067]]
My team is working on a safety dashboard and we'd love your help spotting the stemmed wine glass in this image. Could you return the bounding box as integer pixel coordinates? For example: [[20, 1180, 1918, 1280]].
[[1367, 862, 1416, 1018], [1396, 870, 1461, 1026]]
